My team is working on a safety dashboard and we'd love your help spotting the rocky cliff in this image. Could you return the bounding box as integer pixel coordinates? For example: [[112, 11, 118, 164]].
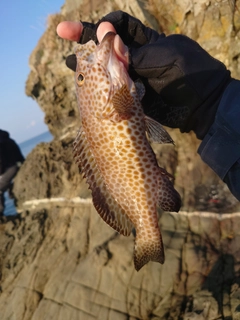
[[0, 0, 240, 319]]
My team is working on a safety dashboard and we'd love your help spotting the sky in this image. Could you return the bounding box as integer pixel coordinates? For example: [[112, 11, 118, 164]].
[[0, 0, 65, 143]]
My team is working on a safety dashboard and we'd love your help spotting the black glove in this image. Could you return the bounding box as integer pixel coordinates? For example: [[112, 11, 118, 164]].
[[66, 11, 232, 139]]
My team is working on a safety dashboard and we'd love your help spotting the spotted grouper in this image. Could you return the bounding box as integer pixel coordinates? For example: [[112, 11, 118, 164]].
[[73, 32, 181, 271]]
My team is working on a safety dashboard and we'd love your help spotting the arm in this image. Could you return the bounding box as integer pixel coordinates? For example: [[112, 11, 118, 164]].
[[198, 80, 240, 200]]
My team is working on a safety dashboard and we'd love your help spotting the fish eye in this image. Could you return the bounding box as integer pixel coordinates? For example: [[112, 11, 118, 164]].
[[77, 72, 85, 86]]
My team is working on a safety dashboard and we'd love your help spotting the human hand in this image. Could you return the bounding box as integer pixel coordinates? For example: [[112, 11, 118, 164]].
[[57, 20, 129, 69], [57, 20, 116, 43], [57, 11, 232, 139]]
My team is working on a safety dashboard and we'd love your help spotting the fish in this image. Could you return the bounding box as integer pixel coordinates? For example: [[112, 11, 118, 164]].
[[73, 32, 181, 271]]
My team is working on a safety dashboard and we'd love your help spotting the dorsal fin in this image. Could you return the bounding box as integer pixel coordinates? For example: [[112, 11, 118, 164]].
[[73, 128, 133, 236]]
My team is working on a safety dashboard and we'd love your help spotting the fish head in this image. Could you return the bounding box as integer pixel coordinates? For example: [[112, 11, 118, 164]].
[[74, 32, 133, 117]]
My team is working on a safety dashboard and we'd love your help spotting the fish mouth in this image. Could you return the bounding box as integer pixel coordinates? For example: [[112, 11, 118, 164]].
[[97, 32, 132, 89]]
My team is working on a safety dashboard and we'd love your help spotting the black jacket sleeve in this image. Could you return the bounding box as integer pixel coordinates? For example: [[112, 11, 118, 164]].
[[198, 79, 240, 200]]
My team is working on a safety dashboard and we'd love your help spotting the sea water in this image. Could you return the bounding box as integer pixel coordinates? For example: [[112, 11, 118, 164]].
[[4, 131, 53, 216]]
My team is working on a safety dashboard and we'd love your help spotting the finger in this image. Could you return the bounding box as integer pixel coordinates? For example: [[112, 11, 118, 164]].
[[97, 22, 128, 69], [113, 35, 129, 69], [96, 22, 116, 42], [57, 21, 83, 41]]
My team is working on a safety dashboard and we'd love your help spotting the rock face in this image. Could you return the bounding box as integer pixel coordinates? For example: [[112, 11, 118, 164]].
[[1, 206, 240, 319], [0, 0, 240, 319]]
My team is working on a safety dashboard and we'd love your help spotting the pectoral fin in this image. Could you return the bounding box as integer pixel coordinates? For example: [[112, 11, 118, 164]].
[[145, 115, 174, 144], [112, 84, 134, 120]]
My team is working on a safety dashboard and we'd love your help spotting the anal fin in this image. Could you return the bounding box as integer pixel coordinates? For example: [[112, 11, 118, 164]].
[[157, 169, 181, 212]]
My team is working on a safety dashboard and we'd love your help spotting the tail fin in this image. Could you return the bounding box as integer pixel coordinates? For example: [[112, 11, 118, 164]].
[[134, 232, 165, 271]]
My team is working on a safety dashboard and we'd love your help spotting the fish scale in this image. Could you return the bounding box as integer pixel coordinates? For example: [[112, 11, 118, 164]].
[[73, 32, 181, 271]]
